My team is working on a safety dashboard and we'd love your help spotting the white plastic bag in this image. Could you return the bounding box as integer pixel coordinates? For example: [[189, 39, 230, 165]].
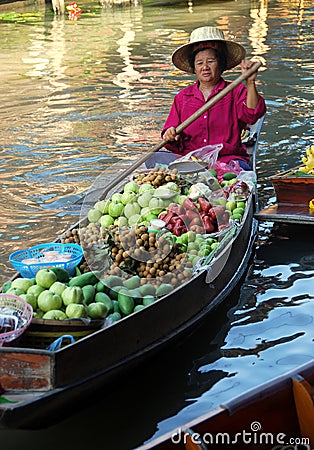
[[178, 144, 222, 168]]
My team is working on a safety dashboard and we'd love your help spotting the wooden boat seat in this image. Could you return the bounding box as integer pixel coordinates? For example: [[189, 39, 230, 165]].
[[292, 375, 314, 447]]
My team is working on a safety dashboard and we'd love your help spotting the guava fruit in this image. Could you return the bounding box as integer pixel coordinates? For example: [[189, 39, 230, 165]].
[[27, 284, 45, 299], [123, 181, 139, 194], [87, 302, 107, 319], [35, 268, 57, 289], [42, 310, 67, 320], [62, 286, 84, 306], [108, 202, 124, 218], [65, 303, 87, 319], [11, 277, 34, 293], [49, 281, 67, 297], [37, 290, 62, 312]]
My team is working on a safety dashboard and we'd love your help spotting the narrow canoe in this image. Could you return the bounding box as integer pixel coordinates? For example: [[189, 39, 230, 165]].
[[0, 120, 264, 430]]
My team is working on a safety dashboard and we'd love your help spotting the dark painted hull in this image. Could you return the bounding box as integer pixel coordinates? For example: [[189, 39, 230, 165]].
[[0, 197, 257, 429]]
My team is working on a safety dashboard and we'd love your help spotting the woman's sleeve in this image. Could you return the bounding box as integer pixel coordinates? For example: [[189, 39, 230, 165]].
[[236, 84, 266, 124]]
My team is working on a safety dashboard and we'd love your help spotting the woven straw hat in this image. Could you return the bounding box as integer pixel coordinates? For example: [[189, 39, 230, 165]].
[[172, 26, 246, 73]]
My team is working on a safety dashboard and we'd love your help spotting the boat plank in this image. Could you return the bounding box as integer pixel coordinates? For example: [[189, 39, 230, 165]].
[[0, 349, 53, 391], [255, 203, 314, 224]]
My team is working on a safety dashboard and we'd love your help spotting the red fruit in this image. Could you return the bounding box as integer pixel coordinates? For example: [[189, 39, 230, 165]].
[[198, 197, 212, 213], [190, 217, 202, 227], [212, 205, 225, 216], [183, 198, 196, 210], [203, 216, 215, 233], [162, 211, 175, 225], [222, 211, 230, 224], [172, 223, 185, 236], [170, 216, 183, 225], [185, 209, 199, 221]]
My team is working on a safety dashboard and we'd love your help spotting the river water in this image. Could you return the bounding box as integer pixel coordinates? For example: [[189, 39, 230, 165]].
[[1, 0, 313, 448]]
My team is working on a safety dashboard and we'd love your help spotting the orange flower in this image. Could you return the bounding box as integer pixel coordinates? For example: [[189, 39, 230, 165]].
[[309, 198, 314, 210]]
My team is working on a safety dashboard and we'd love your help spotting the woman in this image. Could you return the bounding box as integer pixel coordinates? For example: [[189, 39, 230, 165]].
[[162, 26, 266, 170]]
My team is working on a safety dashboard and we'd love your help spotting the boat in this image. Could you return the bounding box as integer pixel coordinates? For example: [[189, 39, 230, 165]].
[[255, 146, 314, 225], [137, 358, 314, 450], [0, 66, 265, 429]]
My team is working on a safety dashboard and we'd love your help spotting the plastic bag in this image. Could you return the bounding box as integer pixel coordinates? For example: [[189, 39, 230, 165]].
[[237, 170, 257, 191], [178, 144, 222, 168], [214, 160, 243, 181]]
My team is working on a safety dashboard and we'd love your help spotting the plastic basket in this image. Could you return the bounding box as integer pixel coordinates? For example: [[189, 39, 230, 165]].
[[0, 294, 33, 346], [9, 243, 83, 278]]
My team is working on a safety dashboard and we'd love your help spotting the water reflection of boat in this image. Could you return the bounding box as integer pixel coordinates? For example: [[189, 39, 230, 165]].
[[138, 358, 314, 449], [0, 115, 264, 430]]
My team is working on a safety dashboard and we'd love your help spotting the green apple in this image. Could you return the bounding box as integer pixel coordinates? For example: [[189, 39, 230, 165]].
[[236, 201, 246, 209], [149, 197, 165, 215], [36, 268, 57, 289], [232, 207, 244, 216], [38, 290, 62, 312], [11, 277, 34, 293]]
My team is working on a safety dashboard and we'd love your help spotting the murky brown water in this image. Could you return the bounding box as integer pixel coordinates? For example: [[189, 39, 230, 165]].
[[1, 0, 314, 448]]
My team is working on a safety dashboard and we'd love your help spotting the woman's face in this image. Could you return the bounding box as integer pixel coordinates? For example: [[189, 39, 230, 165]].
[[194, 48, 221, 84]]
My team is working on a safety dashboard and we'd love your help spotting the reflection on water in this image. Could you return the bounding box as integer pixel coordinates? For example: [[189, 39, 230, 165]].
[[0, 0, 314, 448]]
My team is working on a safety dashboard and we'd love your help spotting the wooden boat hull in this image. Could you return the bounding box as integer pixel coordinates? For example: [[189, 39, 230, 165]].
[[138, 358, 314, 450], [0, 114, 265, 429], [256, 166, 314, 225], [0, 199, 257, 429]]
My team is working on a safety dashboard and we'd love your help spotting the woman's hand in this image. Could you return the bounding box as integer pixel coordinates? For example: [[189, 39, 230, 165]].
[[241, 59, 258, 84], [241, 59, 260, 109], [163, 126, 179, 142]]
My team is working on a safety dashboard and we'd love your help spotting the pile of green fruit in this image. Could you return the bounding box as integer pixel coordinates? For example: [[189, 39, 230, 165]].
[[1, 266, 179, 324], [2, 267, 107, 321]]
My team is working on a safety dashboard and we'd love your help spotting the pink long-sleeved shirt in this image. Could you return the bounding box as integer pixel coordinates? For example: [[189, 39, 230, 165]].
[[162, 78, 266, 164]]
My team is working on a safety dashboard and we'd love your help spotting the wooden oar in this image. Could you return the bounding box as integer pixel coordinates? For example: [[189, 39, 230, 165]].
[[78, 61, 262, 203]]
